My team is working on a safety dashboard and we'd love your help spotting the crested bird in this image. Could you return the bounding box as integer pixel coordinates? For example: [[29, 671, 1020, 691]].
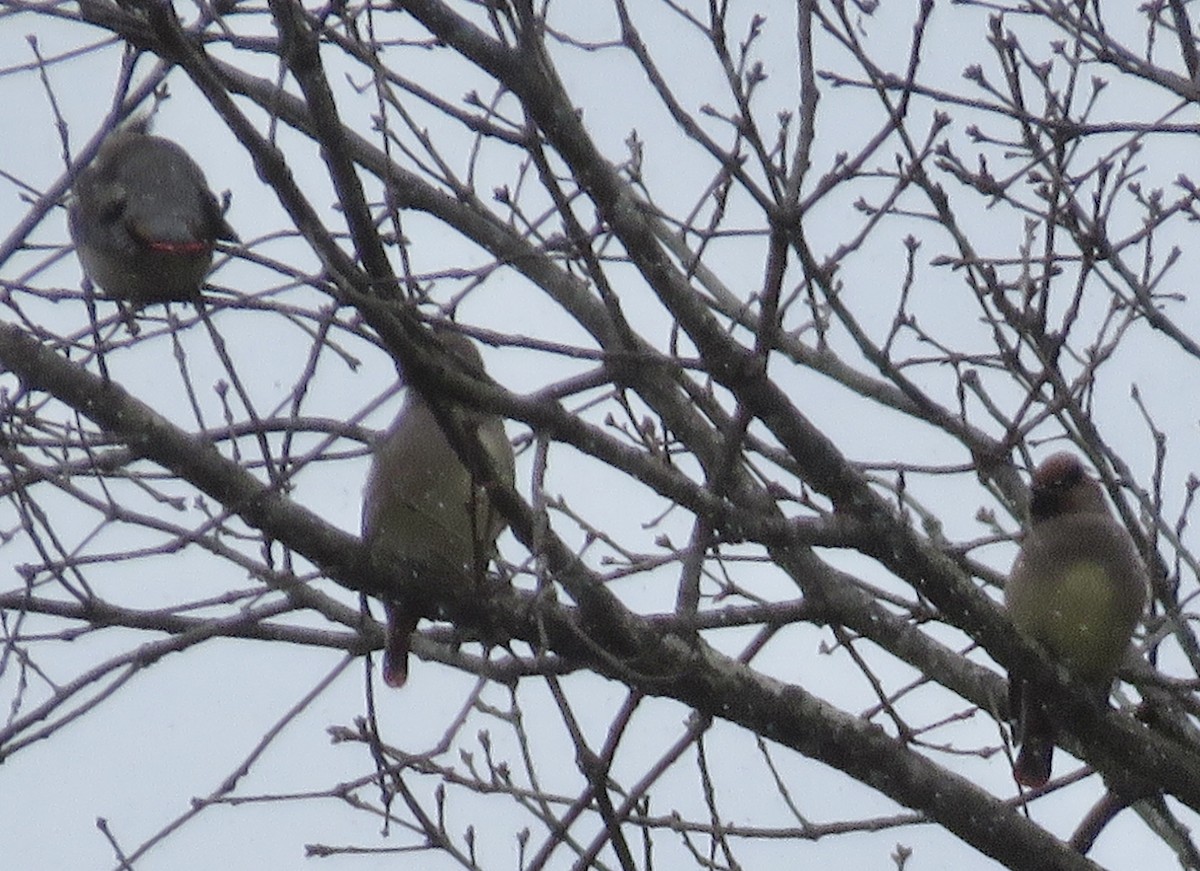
[[1005, 452, 1147, 787], [361, 331, 514, 687], [69, 119, 237, 306]]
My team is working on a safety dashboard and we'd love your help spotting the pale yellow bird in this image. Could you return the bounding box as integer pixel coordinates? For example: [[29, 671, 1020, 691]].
[[362, 332, 514, 687], [1005, 452, 1147, 787]]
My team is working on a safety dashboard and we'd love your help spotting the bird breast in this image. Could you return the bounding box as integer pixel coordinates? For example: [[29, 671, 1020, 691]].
[[1006, 513, 1146, 681]]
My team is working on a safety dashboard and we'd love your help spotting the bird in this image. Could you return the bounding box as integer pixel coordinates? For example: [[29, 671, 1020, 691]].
[[68, 118, 238, 307], [1005, 451, 1148, 787], [361, 331, 515, 688]]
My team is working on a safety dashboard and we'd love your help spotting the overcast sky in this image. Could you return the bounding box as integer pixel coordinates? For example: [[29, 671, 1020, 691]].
[[2, 2, 1197, 869]]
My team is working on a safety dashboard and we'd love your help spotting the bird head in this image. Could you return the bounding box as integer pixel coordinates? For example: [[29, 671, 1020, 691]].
[[1029, 452, 1109, 522]]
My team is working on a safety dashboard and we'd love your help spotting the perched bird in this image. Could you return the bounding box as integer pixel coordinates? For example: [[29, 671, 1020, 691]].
[[68, 119, 238, 306], [1005, 452, 1148, 787], [361, 332, 515, 688]]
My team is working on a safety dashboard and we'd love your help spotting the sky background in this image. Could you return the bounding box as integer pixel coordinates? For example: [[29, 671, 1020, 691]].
[[1, 1, 1196, 868]]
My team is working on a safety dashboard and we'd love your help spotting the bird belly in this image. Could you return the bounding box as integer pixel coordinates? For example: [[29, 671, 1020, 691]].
[[367, 496, 476, 575], [1031, 561, 1125, 679]]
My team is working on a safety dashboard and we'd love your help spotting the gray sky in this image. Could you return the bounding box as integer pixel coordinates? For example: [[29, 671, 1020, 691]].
[[1, 2, 1196, 869]]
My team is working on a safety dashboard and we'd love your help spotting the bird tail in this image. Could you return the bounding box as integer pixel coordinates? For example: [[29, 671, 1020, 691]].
[[383, 602, 420, 688], [1013, 686, 1055, 787]]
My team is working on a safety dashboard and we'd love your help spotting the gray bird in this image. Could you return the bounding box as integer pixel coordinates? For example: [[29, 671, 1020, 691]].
[[68, 119, 238, 306], [1005, 452, 1148, 787], [361, 332, 515, 687]]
